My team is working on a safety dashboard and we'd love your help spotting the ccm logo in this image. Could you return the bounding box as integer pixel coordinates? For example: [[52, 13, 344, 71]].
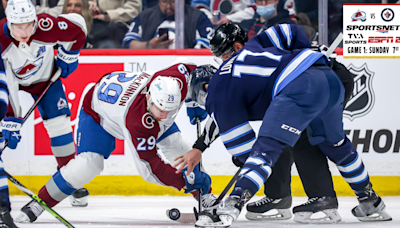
[[281, 124, 301, 135]]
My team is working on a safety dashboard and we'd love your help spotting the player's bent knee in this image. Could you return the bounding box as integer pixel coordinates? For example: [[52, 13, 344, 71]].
[[43, 115, 73, 138], [60, 152, 104, 188]]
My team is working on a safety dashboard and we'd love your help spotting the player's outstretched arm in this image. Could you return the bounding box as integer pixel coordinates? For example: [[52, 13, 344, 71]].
[[174, 117, 220, 174], [174, 148, 202, 174]]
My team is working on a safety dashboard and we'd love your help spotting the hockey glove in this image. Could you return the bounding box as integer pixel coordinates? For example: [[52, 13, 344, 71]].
[[232, 156, 245, 168], [1, 117, 23, 149], [183, 164, 211, 195], [55, 46, 80, 78], [185, 99, 208, 125]]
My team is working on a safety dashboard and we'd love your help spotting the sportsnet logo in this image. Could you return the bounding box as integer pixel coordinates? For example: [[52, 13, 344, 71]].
[[352, 10, 367, 22], [344, 64, 375, 121]]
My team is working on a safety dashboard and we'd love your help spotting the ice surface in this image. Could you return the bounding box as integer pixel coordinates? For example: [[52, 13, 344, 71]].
[[10, 195, 400, 228]]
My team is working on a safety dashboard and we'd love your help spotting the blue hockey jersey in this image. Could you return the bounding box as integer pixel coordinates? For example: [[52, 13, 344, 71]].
[[206, 24, 325, 156]]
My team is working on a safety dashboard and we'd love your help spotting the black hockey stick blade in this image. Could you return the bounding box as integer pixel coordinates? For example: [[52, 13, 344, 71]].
[[213, 167, 242, 206], [193, 206, 199, 221], [6, 172, 75, 228]]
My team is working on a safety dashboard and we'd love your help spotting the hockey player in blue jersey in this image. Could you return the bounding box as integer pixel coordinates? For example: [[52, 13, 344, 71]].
[[0, 61, 19, 227], [178, 23, 392, 227]]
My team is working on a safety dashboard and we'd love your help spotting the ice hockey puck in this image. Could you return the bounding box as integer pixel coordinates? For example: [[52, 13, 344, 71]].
[[168, 208, 181, 220]]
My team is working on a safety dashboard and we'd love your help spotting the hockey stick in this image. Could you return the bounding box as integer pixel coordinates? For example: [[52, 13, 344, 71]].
[[194, 118, 202, 220], [6, 173, 75, 228], [0, 68, 74, 227], [212, 166, 242, 206], [167, 118, 206, 223], [167, 167, 242, 224], [325, 32, 343, 58], [0, 68, 62, 153]]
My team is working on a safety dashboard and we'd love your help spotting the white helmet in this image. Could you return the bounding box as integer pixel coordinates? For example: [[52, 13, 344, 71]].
[[148, 76, 182, 112], [6, 0, 37, 38]]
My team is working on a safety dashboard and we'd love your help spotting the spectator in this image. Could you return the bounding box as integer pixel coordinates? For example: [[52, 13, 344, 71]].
[[63, 0, 94, 48], [294, 12, 317, 41], [36, 0, 65, 17], [123, 0, 214, 49], [293, 0, 317, 30], [88, 0, 141, 24], [86, 0, 142, 48], [191, 0, 213, 20], [239, 0, 295, 39], [215, 0, 255, 25], [294, 0, 342, 44], [63, 0, 93, 33]]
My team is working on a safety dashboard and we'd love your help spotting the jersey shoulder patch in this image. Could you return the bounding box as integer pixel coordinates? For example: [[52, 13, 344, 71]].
[[58, 13, 87, 35], [37, 14, 56, 32]]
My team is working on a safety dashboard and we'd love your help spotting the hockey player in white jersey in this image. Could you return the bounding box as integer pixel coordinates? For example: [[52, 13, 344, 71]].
[[0, 0, 89, 221], [15, 60, 214, 223]]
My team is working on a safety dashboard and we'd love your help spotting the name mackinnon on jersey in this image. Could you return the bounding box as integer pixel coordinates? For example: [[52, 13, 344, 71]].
[[343, 63, 375, 121]]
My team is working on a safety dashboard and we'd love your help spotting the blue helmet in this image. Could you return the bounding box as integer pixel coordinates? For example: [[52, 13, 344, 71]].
[[189, 65, 217, 106]]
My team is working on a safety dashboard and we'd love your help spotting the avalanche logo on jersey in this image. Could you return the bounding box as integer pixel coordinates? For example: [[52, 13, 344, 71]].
[[12, 57, 44, 80], [343, 63, 375, 121], [38, 18, 54, 31], [142, 112, 155, 129], [57, 98, 68, 110]]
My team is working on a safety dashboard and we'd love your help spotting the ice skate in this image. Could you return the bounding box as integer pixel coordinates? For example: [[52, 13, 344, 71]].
[[352, 184, 392, 222], [0, 207, 18, 228], [245, 195, 292, 220], [201, 193, 220, 211], [70, 188, 89, 207], [196, 196, 240, 227], [196, 190, 251, 228], [293, 196, 341, 224], [14, 200, 44, 223]]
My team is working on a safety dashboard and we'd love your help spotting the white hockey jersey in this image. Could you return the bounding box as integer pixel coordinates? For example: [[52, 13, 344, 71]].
[[0, 13, 87, 117], [82, 61, 197, 189]]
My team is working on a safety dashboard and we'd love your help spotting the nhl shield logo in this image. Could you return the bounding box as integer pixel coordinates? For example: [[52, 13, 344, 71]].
[[343, 63, 375, 121]]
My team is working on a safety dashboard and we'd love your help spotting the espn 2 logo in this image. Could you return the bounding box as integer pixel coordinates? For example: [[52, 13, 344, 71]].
[[281, 124, 301, 135], [368, 36, 400, 43]]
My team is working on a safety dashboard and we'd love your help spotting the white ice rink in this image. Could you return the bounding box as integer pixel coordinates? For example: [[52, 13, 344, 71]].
[[9, 195, 400, 228]]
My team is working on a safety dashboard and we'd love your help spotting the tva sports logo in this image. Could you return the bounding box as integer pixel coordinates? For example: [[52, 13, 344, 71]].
[[344, 63, 375, 121]]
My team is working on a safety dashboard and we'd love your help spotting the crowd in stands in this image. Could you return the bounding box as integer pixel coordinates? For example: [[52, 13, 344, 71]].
[[0, 0, 399, 49]]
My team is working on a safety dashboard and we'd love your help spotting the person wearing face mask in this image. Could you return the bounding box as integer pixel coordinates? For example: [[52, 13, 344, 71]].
[[239, 0, 294, 39]]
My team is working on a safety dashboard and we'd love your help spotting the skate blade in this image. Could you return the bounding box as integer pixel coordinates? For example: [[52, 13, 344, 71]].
[[356, 210, 392, 222], [294, 209, 342, 224], [245, 209, 292, 220], [14, 213, 31, 223], [166, 210, 196, 224], [70, 196, 88, 207], [195, 215, 233, 228]]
